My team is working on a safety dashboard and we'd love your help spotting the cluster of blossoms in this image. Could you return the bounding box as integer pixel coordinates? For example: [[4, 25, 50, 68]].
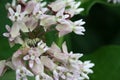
[[108, 0, 120, 3], [0, 0, 94, 80]]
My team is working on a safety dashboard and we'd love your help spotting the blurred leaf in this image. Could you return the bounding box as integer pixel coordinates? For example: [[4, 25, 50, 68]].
[[82, 45, 120, 80]]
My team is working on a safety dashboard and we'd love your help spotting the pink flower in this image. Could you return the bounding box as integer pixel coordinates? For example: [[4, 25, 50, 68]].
[[56, 19, 85, 37], [3, 25, 24, 47], [23, 48, 41, 68], [16, 66, 34, 80], [8, 5, 28, 22]]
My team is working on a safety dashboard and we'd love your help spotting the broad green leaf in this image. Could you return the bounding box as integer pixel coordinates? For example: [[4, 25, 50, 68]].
[[82, 45, 120, 80]]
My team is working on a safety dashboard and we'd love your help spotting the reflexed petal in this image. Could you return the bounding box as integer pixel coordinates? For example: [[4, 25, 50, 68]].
[[48, 0, 65, 12], [35, 58, 41, 64], [41, 56, 56, 70], [31, 60, 44, 75], [12, 50, 24, 69], [48, 42, 61, 53], [74, 2, 81, 9], [74, 26, 85, 35], [81, 72, 89, 79], [8, 7, 15, 16], [15, 37, 24, 45], [0, 60, 6, 76], [33, 3, 40, 15], [10, 22, 20, 38], [75, 8, 84, 14], [40, 15, 56, 29], [62, 42, 68, 54], [19, 22, 29, 32], [74, 19, 85, 26], [56, 8, 65, 17], [16, 5, 21, 13], [25, 1, 37, 13]]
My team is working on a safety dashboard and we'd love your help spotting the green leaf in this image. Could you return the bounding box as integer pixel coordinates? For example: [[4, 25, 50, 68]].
[[82, 45, 120, 80]]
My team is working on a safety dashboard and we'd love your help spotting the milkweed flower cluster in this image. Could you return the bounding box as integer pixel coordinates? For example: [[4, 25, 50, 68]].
[[0, 0, 94, 80], [108, 0, 120, 3]]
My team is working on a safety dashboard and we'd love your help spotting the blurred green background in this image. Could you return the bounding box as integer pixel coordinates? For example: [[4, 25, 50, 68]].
[[0, 0, 120, 80]]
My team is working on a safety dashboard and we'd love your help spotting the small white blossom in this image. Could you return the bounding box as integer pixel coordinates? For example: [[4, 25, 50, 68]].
[[56, 19, 85, 37], [16, 66, 34, 80], [23, 48, 41, 68], [8, 5, 28, 22], [3, 25, 24, 47]]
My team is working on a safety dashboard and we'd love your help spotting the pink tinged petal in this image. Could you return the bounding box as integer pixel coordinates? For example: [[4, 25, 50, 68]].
[[10, 22, 20, 38], [35, 58, 41, 64], [23, 55, 30, 60], [29, 60, 34, 68], [25, 1, 37, 13], [62, 42, 68, 54], [48, 0, 65, 12], [0, 60, 6, 76], [33, 3, 40, 15], [56, 8, 65, 17], [16, 5, 21, 13], [12, 50, 24, 69], [56, 24, 72, 37], [9, 37, 14, 41], [8, 7, 15, 16], [25, 18, 38, 31], [54, 52, 68, 63], [49, 42, 61, 53], [19, 22, 29, 32], [41, 56, 56, 71], [31, 60, 44, 75], [40, 15, 56, 29], [74, 26, 85, 35]]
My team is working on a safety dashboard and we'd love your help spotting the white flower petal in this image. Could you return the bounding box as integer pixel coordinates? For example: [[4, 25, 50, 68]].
[[29, 60, 34, 68], [16, 5, 21, 13]]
